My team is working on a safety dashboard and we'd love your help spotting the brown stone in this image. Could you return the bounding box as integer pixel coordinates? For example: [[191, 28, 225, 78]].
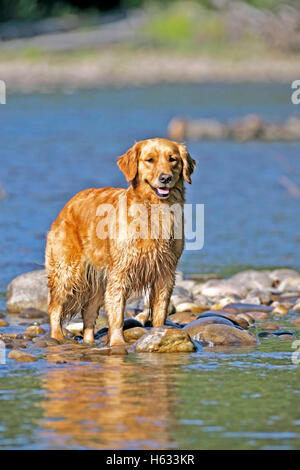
[[260, 322, 279, 331], [0, 319, 9, 327], [246, 311, 270, 322], [124, 327, 147, 343], [183, 317, 236, 339], [191, 324, 258, 346], [168, 312, 198, 325], [25, 325, 46, 336], [8, 349, 38, 362], [132, 327, 195, 353]]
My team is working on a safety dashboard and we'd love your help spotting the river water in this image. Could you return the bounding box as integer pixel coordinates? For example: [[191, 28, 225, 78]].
[[0, 83, 299, 449]]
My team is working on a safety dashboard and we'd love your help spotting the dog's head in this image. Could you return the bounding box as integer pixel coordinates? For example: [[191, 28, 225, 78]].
[[118, 138, 196, 200]]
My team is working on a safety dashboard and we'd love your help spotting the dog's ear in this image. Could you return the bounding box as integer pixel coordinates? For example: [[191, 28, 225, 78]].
[[178, 143, 196, 184], [118, 142, 140, 183]]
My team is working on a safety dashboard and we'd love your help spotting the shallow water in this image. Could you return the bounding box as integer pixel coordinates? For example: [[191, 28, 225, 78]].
[[0, 338, 299, 450], [0, 83, 300, 449]]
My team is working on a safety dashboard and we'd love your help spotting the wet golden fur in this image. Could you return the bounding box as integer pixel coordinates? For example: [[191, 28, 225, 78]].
[[45, 138, 195, 346]]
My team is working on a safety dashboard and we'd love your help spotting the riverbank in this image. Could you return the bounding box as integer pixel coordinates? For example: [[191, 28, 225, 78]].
[[1, 49, 300, 92]]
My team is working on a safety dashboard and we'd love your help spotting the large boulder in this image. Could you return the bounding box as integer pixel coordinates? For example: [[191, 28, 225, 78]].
[[131, 327, 195, 353], [6, 270, 48, 313]]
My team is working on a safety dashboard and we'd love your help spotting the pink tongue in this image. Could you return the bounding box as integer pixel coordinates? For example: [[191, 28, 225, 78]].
[[157, 187, 169, 195]]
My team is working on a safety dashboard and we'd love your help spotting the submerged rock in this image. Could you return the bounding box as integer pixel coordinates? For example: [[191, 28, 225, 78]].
[[131, 327, 195, 353], [8, 349, 37, 362], [6, 270, 48, 313]]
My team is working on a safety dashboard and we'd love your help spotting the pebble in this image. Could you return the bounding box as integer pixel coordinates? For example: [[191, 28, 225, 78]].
[[0, 319, 9, 327]]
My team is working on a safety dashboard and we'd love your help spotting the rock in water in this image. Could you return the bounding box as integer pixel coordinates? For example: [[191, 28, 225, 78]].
[[190, 324, 258, 346], [6, 270, 48, 313], [183, 317, 238, 340], [124, 327, 147, 343], [131, 327, 195, 353], [8, 349, 38, 362]]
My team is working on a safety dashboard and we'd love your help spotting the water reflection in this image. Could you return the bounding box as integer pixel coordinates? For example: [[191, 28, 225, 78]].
[[40, 353, 190, 449]]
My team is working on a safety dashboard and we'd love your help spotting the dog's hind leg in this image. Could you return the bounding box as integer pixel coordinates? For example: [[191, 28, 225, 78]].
[[82, 292, 103, 344], [152, 276, 175, 327]]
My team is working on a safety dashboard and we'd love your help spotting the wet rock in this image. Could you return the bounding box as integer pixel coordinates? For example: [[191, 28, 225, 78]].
[[292, 318, 300, 326], [110, 345, 128, 355], [0, 319, 9, 327], [6, 270, 48, 313], [272, 303, 289, 316], [176, 302, 207, 314], [260, 322, 279, 331], [168, 312, 198, 325], [235, 313, 255, 329], [131, 327, 195, 353], [223, 303, 272, 314], [19, 307, 48, 320], [193, 324, 258, 347], [293, 303, 300, 312], [230, 270, 272, 291], [247, 311, 270, 322], [124, 327, 147, 343], [0, 313, 5, 319], [25, 325, 46, 336], [82, 347, 111, 361], [200, 280, 247, 298], [183, 316, 237, 340], [8, 349, 37, 362]]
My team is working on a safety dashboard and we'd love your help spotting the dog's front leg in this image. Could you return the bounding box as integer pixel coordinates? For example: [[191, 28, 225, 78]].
[[152, 276, 174, 327], [105, 274, 127, 346]]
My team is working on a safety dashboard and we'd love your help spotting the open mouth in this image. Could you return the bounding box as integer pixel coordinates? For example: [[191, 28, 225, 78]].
[[147, 181, 170, 198]]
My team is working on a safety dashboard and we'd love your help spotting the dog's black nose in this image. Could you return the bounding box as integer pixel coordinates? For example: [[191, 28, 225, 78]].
[[159, 173, 172, 184]]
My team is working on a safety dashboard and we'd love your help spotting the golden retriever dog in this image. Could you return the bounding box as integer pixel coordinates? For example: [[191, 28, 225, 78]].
[[45, 138, 195, 347]]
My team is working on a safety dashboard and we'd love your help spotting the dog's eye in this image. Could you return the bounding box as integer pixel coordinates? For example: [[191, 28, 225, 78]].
[[146, 158, 154, 163], [169, 156, 177, 162]]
